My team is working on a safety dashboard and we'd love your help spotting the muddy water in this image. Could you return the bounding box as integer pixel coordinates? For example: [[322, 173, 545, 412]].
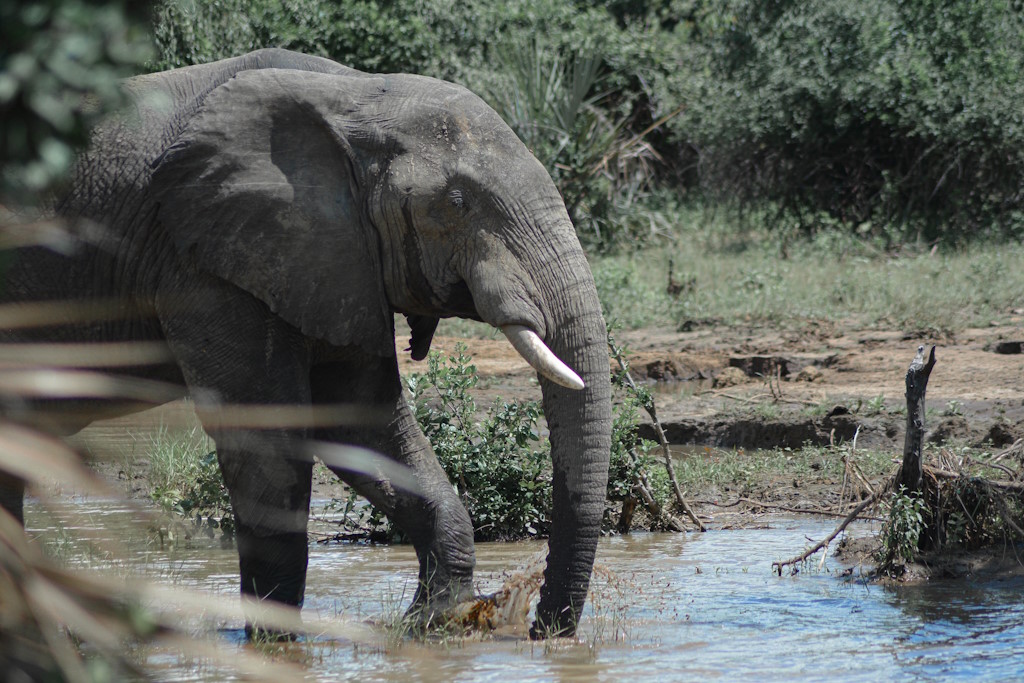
[[25, 492, 1024, 682]]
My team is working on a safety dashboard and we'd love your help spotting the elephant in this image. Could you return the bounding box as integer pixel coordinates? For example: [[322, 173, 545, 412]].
[[0, 48, 612, 638]]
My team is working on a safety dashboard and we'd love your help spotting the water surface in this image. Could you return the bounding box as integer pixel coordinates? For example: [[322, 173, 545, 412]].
[[26, 498, 1024, 682]]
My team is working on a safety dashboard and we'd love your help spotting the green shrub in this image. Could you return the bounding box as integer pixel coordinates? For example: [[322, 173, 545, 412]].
[[480, 39, 668, 252], [875, 486, 926, 572], [339, 342, 663, 541], [405, 344, 552, 541]]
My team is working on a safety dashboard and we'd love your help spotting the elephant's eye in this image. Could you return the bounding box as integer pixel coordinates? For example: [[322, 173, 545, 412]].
[[448, 189, 465, 210]]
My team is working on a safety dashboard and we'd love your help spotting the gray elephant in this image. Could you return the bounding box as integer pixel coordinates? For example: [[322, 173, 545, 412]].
[[0, 49, 611, 638]]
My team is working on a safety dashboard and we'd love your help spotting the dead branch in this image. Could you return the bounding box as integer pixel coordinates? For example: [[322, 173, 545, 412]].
[[696, 389, 818, 407], [609, 336, 706, 531], [628, 461, 686, 532], [981, 481, 1024, 539], [616, 495, 637, 532], [992, 438, 1024, 463], [772, 495, 878, 576], [699, 390, 771, 404], [922, 463, 1024, 491], [960, 453, 1019, 480], [846, 457, 877, 500]]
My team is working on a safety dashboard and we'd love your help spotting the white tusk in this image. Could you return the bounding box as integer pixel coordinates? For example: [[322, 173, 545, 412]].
[[501, 325, 585, 390]]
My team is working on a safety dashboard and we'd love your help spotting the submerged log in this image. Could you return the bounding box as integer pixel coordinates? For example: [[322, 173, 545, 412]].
[[897, 345, 937, 494]]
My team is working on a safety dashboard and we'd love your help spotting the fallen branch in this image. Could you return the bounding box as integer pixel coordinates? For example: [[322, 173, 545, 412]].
[[922, 464, 1024, 491], [703, 496, 881, 521], [960, 453, 1019, 480], [981, 481, 1024, 539], [992, 438, 1024, 463], [629, 466, 686, 533], [772, 495, 878, 576], [696, 389, 819, 407]]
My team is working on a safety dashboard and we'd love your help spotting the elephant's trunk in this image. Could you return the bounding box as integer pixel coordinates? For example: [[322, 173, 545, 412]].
[[526, 247, 612, 638], [462, 186, 612, 637]]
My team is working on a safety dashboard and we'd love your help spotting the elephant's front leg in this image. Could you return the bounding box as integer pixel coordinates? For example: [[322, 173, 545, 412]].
[[214, 430, 313, 611], [156, 282, 314, 619], [310, 354, 476, 622]]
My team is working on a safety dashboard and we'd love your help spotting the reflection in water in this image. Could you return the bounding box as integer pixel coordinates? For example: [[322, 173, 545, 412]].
[[26, 500, 1024, 682]]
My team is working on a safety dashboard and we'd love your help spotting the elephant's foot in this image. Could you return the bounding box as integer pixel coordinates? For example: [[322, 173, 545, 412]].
[[529, 613, 578, 640], [244, 623, 300, 643], [529, 597, 582, 639], [402, 574, 476, 633]]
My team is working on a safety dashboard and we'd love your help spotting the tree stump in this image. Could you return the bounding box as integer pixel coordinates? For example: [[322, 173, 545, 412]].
[[897, 345, 937, 494]]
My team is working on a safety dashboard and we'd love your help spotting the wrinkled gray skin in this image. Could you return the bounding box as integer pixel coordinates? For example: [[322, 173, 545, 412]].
[[0, 49, 611, 637]]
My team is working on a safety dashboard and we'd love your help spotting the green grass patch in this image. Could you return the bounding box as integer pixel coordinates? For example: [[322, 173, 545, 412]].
[[594, 219, 1024, 333], [672, 444, 893, 495], [138, 425, 234, 539]]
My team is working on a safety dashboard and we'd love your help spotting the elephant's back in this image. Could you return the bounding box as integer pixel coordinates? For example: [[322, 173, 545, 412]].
[[58, 50, 362, 241], [126, 49, 365, 135]]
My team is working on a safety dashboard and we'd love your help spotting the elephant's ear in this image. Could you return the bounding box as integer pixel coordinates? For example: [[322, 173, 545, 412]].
[[150, 68, 394, 356]]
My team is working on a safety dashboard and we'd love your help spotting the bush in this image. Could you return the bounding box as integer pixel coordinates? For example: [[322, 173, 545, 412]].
[[334, 343, 665, 541], [668, 0, 1024, 243], [405, 344, 552, 541], [875, 486, 926, 573]]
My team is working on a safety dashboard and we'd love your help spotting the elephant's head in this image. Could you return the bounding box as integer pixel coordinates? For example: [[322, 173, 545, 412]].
[[150, 58, 612, 636]]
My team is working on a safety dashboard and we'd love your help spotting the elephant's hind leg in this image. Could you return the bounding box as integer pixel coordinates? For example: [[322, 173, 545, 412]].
[[310, 354, 476, 622]]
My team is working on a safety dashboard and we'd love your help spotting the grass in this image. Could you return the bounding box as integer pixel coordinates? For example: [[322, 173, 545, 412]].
[[144, 425, 213, 492], [593, 208, 1024, 333], [672, 444, 894, 496], [412, 209, 1024, 339], [132, 425, 234, 540]]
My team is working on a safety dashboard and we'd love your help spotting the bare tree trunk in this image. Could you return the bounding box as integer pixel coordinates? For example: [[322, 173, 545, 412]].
[[898, 345, 936, 494]]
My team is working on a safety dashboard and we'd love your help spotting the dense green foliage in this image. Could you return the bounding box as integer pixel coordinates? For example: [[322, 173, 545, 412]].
[[0, 1, 152, 201], [405, 345, 552, 541], [328, 343, 672, 541], [670, 0, 1024, 243], [153, 0, 1024, 247], [875, 486, 927, 572]]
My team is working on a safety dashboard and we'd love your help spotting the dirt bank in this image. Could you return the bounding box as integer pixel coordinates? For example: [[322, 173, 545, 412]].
[[412, 318, 1024, 454]]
